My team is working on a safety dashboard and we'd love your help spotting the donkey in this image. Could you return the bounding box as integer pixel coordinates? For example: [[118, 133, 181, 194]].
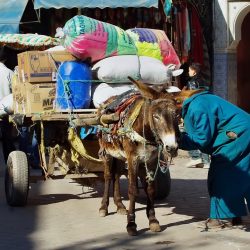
[[97, 77, 180, 236]]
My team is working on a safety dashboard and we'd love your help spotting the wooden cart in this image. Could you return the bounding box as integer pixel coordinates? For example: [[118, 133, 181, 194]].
[[5, 109, 171, 206]]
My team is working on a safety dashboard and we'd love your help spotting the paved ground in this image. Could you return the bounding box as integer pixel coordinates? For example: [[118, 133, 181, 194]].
[[0, 149, 250, 250]]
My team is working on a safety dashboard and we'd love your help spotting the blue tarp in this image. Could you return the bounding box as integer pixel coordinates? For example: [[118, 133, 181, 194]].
[[34, 0, 158, 9], [0, 0, 28, 33]]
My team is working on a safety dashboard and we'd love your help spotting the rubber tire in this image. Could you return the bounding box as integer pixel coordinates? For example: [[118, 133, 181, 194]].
[[154, 168, 171, 200], [5, 151, 29, 206]]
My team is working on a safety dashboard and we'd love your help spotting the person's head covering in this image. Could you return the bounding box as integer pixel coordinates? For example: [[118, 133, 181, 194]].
[[0, 46, 7, 63], [0, 46, 21, 70]]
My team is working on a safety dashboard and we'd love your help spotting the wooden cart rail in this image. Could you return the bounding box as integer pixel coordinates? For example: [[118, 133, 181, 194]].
[[31, 112, 120, 126], [10, 109, 120, 126]]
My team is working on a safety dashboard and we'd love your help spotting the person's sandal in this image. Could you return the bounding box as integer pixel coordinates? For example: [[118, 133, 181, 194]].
[[204, 218, 226, 230], [197, 218, 231, 231]]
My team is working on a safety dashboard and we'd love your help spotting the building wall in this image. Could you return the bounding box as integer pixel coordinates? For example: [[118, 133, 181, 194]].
[[213, 0, 250, 109], [237, 12, 250, 112]]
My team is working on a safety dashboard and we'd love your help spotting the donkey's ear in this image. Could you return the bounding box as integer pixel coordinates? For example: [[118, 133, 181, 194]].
[[128, 76, 159, 99], [172, 69, 183, 77], [179, 89, 204, 97], [166, 64, 176, 71]]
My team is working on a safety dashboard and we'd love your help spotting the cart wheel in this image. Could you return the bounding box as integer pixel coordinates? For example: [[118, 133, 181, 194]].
[[5, 151, 29, 206], [155, 168, 171, 200]]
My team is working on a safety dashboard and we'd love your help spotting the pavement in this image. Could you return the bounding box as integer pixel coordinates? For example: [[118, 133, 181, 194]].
[[0, 148, 250, 250]]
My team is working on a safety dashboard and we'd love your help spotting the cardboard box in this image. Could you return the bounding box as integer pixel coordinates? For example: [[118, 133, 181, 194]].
[[18, 51, 76, 83], [23, 82, 56, 114], [12, 72, 26, 114]]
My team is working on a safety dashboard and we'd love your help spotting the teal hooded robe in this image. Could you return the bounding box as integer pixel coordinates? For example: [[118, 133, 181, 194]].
[[180, 91, 250, 219]]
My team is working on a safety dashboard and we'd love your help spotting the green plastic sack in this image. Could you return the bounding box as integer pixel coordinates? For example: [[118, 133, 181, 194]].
[[61, 15, 137, 62]]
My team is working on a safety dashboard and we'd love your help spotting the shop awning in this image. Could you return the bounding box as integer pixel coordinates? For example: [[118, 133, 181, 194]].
[[34, 0, 158, 9], [0, 33, 60, 50], [0, 0, 28, 33]]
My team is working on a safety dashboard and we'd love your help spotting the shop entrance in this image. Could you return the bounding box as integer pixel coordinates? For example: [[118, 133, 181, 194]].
[[237, 12, 250, 113]]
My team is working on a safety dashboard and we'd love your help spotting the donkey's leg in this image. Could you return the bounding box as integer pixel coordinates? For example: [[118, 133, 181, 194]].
[[99, 152, 113, 217], [139, 170, 161, 232], [146, 180, 161, 232], [126, 158, 139, 236], [113, 162, 127, 215]]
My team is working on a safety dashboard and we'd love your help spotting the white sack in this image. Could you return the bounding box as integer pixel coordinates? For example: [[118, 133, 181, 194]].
[[46, 45, 66, 51], [92, 83, 135, 108], [92, 55, 182, 85], [166, 86, 181, 93], [0, 94, 13, 117]]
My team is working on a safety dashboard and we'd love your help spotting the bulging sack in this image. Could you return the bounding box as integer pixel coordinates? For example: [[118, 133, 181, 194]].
[[126, 28, 180, 67], [92, 55, 180, 84], [92, 82, 135, 108], [61, 15, 137, 62]]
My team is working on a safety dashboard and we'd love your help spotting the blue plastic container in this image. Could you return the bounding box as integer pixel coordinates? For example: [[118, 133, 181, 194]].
[[56, 61, 92, 110]]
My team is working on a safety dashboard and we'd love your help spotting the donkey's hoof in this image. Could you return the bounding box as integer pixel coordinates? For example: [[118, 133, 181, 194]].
[[117, 208, 128, 215], [127, 223, 138, 236], [149, 221, 161, 232], [99, 209, 108, 217]]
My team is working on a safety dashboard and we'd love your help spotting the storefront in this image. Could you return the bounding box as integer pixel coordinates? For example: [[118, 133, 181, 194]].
[[213, 0, 250, 112], [29, 1, 213, 88], [0, 0, 213, 88]]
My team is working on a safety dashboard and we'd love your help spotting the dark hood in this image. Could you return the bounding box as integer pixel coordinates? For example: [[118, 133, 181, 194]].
[[182, 91, 210, 118]]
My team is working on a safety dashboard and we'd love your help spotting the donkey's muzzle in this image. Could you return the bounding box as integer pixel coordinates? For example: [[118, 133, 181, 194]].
[[168, 147, 178, 157], [164, 146, 178, 158]]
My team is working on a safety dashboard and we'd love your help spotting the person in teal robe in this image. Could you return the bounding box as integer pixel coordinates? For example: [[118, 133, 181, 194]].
[[179, 90, 250, 227]]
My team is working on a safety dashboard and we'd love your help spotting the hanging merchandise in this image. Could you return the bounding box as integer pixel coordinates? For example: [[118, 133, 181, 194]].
[[181, 5, 191, 63], [143, 8, 150, 28], [136, 8, 143, 27], [154, 11, 162, 27], [126, 28, 180, 68], [58, 15, 137, 62], [178, 6, 183, 58], [173, 5, 182, 58], [189, 5, 204, 65], [163, 0, 173, 18]]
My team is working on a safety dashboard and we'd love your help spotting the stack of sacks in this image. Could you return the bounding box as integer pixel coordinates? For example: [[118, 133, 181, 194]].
[[59, 15, 137, 62], [92, 55, 183, 108], [56, 16, 182, 108], [126, 28, 181, 68]]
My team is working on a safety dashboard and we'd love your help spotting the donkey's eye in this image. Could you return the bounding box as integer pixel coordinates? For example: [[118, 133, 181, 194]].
[[153, 114, 160, 120]]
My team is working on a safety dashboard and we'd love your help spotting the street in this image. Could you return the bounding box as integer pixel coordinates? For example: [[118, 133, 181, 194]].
[[0, 148, 250, 250]]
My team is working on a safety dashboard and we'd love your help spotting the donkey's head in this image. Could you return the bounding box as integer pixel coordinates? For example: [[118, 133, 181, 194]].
[[148, 98, 179, 160], [128, 77, 180, 161]]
